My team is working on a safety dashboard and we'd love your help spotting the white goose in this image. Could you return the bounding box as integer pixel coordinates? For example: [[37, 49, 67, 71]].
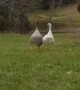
[[30, 26, 43, 48], [43, 23, 55, 44]]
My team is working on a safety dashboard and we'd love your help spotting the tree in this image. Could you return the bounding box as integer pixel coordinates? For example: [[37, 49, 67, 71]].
[[62, 0, 76, 4], [0, 1, 9, 32], [0, 0, 41, 33], [77, 4, 80, 12]]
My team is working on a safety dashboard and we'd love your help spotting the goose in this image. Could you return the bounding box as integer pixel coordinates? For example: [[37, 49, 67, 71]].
[[43, 23, 55, 44], [30, 18, 43, 48], [31, 27, 43, 48]]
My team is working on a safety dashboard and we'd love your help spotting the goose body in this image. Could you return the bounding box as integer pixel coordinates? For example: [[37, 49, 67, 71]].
[[43, 23, 55, 44], [31, 27, 43, 47]]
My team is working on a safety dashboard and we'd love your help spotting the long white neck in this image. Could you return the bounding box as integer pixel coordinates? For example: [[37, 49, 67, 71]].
[[35, 26, 39, 31], [48, 25, 52, 33]]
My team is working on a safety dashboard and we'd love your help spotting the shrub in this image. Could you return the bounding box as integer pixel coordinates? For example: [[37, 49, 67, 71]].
[[77, 4, 80, 12], [63, 0, 74, 4], [0, 15, 9, 32]]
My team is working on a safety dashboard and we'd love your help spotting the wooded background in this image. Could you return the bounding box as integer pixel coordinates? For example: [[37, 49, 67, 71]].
[[0, 0, 79, 33]]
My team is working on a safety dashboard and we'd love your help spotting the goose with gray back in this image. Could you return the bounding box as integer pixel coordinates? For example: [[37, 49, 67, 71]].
[[30, 17, 43, 48], [43, 23, 55, 44]]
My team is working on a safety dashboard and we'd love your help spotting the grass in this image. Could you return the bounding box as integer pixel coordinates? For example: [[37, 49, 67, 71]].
[[0, 33, 80, 90]]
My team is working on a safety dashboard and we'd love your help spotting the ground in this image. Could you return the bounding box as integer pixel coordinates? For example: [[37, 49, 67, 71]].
[[0, 33, 80, 90]]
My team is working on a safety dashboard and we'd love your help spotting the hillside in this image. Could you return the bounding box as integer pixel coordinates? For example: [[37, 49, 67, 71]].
[[28, 4, 80, 33]]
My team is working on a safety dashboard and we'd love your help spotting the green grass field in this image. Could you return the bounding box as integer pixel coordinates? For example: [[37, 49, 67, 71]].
[[0, 33, 80, 90]]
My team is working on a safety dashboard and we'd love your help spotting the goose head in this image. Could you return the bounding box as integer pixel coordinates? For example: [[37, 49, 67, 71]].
[[47, 23, 52, 28]]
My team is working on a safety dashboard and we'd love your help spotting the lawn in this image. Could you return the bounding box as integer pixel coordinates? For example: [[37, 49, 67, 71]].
[[0, 33, 80, 90]]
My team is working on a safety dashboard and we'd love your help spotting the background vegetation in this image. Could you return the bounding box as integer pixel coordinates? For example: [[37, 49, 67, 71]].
[[0, 0, 80, 33]]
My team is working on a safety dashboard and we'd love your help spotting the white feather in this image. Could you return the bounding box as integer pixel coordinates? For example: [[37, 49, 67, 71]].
[[43, 23, 55, 44], [31, 27, 42, 38], [31, 27, 43, 47]]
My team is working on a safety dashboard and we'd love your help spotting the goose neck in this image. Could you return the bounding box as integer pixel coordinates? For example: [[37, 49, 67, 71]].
[[35, 26, 39, 31], [48, 26, 52, 32]]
